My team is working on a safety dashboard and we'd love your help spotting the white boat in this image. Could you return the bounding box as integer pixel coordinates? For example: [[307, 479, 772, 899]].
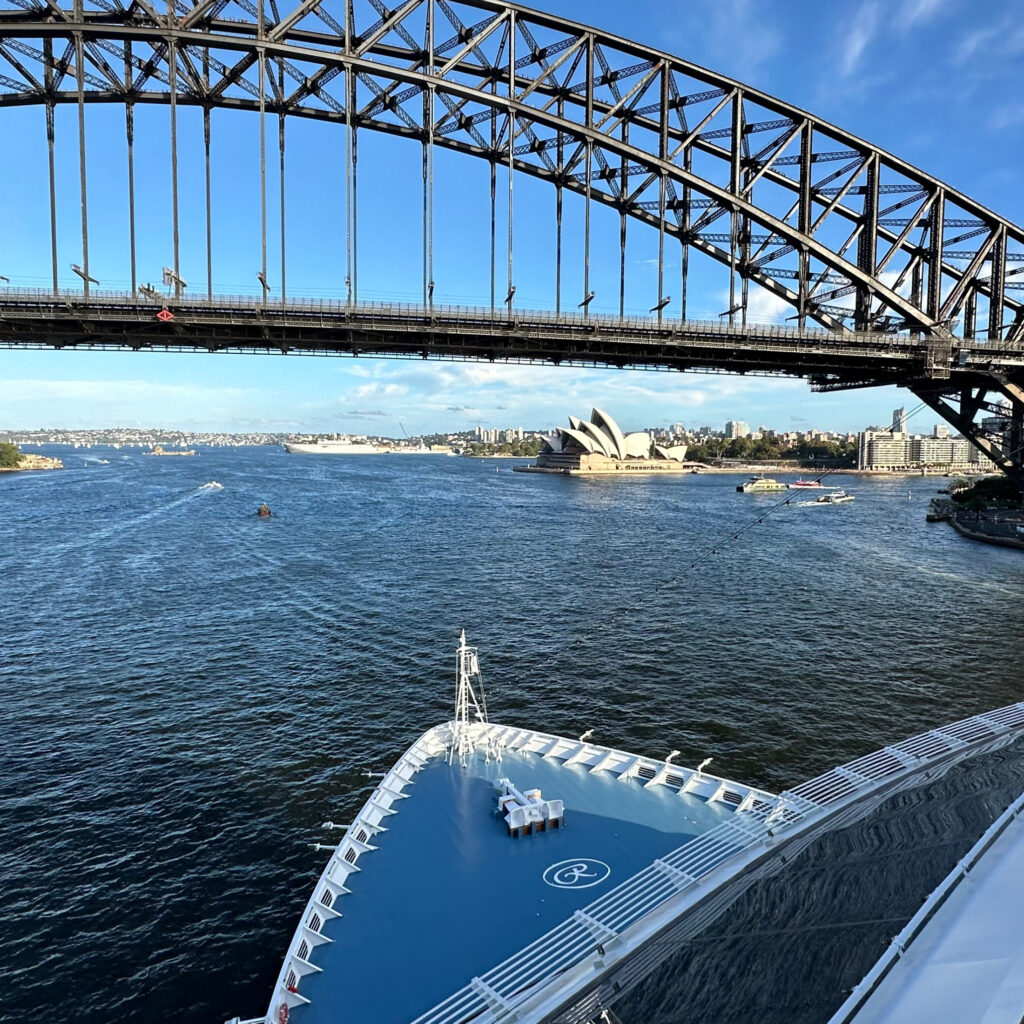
[[284, 437, 385, 455], [815, 490, 854, 504], [231, 636, 1024, 1024]]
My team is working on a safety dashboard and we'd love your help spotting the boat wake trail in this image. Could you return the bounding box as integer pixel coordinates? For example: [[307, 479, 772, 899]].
[[199, 481, 225, 491], [14, 486, 225, 602]]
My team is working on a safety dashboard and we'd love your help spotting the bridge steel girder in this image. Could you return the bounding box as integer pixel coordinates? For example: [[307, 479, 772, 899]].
[[3, 291, 1024, 387], [0, 0, 1022, 345], [1, 0, 1024, 485], [911, 384, 1024, 492]]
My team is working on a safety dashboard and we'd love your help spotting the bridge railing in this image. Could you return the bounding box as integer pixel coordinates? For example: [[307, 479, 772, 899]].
[[0, 286, 962, 352]]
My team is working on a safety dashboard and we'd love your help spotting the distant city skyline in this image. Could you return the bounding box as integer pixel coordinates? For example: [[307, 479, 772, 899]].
[[0, 347, 924, 437]]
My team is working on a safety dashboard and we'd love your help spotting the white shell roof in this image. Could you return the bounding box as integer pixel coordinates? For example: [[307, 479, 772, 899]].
[[543, 408, 652, 459]]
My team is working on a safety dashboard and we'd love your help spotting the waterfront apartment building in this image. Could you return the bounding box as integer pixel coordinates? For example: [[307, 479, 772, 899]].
[[858, 430, 991, 471], [859, 431, 913, 471]]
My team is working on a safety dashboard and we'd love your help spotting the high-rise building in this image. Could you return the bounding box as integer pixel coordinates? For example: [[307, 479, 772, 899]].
[[859, 430, 911, 470], [933, 424, 950, 439], [892, 407, 908, 434], [725, 420, 749, 439]]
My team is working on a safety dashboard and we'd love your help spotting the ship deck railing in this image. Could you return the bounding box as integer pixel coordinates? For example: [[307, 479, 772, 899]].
[[409, 702, 1024, 1024], [825, 784, 1024, 1024]]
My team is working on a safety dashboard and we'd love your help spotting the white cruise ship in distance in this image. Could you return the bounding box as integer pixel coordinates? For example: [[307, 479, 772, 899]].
[[229, 636, 1024, 1024], [284, 436, 384, 455]]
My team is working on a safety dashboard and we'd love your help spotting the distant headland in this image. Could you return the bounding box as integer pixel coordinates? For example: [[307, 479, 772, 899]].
[[0, 442, 62, 473]]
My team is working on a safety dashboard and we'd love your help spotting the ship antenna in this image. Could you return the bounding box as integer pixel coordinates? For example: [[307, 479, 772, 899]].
[[450, 630, 492, 764]]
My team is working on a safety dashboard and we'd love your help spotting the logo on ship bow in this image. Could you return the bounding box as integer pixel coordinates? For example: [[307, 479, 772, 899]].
[[542, 858, 611, 889]]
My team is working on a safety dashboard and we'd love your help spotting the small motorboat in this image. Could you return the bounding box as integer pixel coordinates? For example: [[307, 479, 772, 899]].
[[815, 490, 855, 504], [256, 502, 272, 517]]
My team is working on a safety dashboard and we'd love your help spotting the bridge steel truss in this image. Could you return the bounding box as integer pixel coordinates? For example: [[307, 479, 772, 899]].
[[0, 0, 1023, 482]]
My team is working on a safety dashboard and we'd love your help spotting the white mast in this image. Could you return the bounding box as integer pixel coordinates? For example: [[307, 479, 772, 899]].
[[450, 629, 491, 763]]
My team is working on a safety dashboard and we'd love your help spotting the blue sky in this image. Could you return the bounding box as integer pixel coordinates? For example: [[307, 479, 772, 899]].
[[1, 0, 1022, 435]]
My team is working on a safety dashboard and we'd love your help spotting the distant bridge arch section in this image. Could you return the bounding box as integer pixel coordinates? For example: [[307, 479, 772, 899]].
[[0, 0, 1021, 344]]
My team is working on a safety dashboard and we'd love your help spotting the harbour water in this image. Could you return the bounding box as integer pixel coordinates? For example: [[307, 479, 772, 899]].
[[2, 447, 1023, 1024]]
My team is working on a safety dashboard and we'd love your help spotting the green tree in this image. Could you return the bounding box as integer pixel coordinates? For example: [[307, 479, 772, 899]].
[[0, 442, 21, 468], [724, 437, 752, 459], [749, 438, 781, 460], [952, 475, 1021, 508]]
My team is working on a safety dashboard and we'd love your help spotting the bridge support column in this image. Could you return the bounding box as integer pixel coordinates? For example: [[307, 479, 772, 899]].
[[912, 378, 1024, 492]]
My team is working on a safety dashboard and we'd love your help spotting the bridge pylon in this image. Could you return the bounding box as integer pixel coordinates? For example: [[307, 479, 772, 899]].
[[911, 377, 1024, 493]]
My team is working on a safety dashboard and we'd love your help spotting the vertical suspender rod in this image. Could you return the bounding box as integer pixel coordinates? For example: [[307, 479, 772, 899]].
[[168, 5, 181, 299], [74, 3, 90, 298]]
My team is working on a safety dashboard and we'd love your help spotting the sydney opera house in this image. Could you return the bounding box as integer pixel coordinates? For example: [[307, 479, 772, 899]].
[[516, 408, 689, 475]]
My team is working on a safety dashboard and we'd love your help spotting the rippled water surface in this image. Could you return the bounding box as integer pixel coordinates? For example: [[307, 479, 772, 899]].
[[2, 447, 1022, 1024]]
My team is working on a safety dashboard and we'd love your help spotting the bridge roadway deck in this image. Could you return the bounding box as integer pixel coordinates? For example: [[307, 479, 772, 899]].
[[1, 291, 1022, 387]]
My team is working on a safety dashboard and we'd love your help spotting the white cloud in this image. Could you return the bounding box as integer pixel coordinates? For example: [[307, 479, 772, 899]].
[[990, 103, 1024, 131], [833, 0, 950, 85], [315, 356, 806, 435], [349, 381, 408, 399], [840, 2, 881, 77], [0, 378, 250, 403], [898, 0, 950, 29], [745, 286, 792, 324], [954, 19, 1024, 66]]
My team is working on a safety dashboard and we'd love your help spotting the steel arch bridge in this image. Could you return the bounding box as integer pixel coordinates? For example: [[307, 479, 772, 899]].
[[0, 0, 1023, 482]]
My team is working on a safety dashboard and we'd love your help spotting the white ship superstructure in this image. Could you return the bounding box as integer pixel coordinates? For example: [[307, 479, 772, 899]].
[[284, 437, 384, 455], [229, 638, 1024, 1024]]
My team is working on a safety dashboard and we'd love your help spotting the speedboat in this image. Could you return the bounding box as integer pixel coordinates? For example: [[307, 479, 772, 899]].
[[815, 490, 854, 504], [789, 479, 827, 489]]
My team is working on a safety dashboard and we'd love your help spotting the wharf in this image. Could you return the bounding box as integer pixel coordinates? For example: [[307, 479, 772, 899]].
[[928, 500, 1024, 549], [949, 513, 1024, 550], [514, 462, 689, 476]]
